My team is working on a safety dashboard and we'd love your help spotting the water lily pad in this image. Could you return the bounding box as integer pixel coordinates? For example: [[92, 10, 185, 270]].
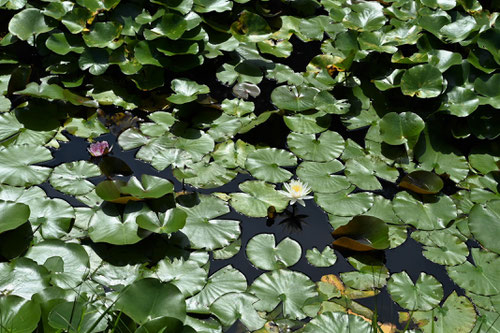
[[0, 200, 30, 234], [401, 64, 443, 98], [137, 208, 187, 234], [287, 131, 344, 162], [447, 248, 500, 296], [8, 8, 56, 41], [245, 148, 297, 183], [230, 10, 272, 43], [411, 229, 468, 266], [387, 271, 443, 310], [0, 145, 52, 186], [296, 160, 351, 194], [186, 265, 247, 312], [230, 180, 289, 217], [342, 2, 386, 32], [379, 112, 425, 148], [332, 215, 390, 251], [306, 246, 337, 267], [115, 278, 186, 324], [283, 110, 331, 134], [341, 257, 389, 289], [29, 197, 74, 239], [25, 240, 89, 289], [48, 301, 114, 333], [315, 186, 374, 216], [411, 292, 477, 333], [167, 78, 210, 104], [82, 21, 122, 48], [213, 239, 241, 260], [271, 85, 319, 112], [0, 296, 41, 333], [0, 257, 50, 299], [399, 170, 444, 194], [210, 292, 266, 331], [88, 202, 147, 245], [152, 257, 208, 297], [120, 174, 174, 199], [180, 195, 240, 250], [246, 234, 301, 270], [303, 311, 372, 332], [393, 191, 457, 230], [468, 200, 500, 254], [249, 269, 317, 320], [49, 161, 101, 196]]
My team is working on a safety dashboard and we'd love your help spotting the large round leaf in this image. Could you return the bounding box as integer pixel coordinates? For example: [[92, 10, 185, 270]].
[[230, 11, 272, 42], [401, 64, 443, 98], [342, 2, 386, 31], [412, 292, 477, 333], [0, 296, 41, 333], [28, 198, 74, 239], [8, 8, 56, 40], [180, 195, 240, 250], [210, 292, 266, 331], [315, 186, 374, 216], [120, 174, 174, 199], [82, 21, 122, 48], [469, 200, 500, 254], [230, 180, 289, 217], [115, 278, 186, 324], [379, 112, 425, 148], [412, 230, 468, 266], [287, 131, 344, 162], [246, 234, 301, 270], [25, 240, 89, 289], [249, 269, 317, 320], [283, 110, 331, 134], [0, 257, 50, 299], [447, 248, 500, 296], [137, 208, 187, 234], [271, 85, 319, 112], [332, 215, 390, 251], [186, 265, 247, 312], [88, 202, 147, 245], [0, 200, 30, 234], [245, 148, 297, 183], [0, 145, 52, 186], [49, 161, 101, 196], [153, 257, 208, 297], [296, 160, 351, 193], [393, 191, 457, 230], [387, 271, 443, 311], [303, 311, 372, 332]]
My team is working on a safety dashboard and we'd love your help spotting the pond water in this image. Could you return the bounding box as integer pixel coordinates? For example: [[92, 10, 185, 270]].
[[40, 130, 469, 331]]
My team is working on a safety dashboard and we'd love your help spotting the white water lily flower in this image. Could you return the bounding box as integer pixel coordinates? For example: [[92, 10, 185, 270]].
[[279, 179, 314, 207]]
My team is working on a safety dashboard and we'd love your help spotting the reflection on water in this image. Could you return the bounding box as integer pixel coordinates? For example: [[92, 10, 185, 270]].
[[40, 132, 464, 331]]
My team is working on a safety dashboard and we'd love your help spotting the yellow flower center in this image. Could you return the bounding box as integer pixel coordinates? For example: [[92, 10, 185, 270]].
[[291, 185, 302, 193]]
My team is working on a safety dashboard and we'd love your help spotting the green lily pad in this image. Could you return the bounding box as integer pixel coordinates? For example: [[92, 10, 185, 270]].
[[49, 161, 101, 196], [0, 296, 41, 333], [341, 257, 389, 289], [88, 202, 147, 245], [469, 200, 500, 254], [0, 257, 50, 299], [399, 170, 444, 194], [221, 98, 254, 117], [246, 234, 301, 270], [186, 265, 247, 312], [306, 246, 337, 267], [82, 21, 122, 48], [120, 174, 174, 199], [0, 145, 52, 186], [8, 8, 56, 41], [147, 13, 188, 40], [342, 2, 386, 32], [283, 110, 332, 134], [230, 180, 289, 217], [379, 112, 425, 148], [0, 200, 30, 234], [173, 160, 237, 189], [180, 195, 240, 250], [249, 269, 317, 320], [230, 11, 272, 43], [167, 78, 210, 104], [45, 32, 85, 55], [387, 271, 443, 311], [393, 191, 457, 230], [48, 301, 111, 333], [411, 292, 477, 333], [296, 160, 351, 194], [213, 239, 241, 260], [152, 256, 208, 297], [411, 229, 468, 266], [287, 131, 344, 162], [210, 292, 266, 331], [332, 215, 390, 251], [271, 85, 319, 112], [137, 208, 187, 234], [401, 64, 443, 98], [115, 278, 186, 324], [245, 148, 297, 183], [315, 186, 374, 216], [303, 311, 372, 332], [442, 86, 479, 117], [29, 197, 74, 239]]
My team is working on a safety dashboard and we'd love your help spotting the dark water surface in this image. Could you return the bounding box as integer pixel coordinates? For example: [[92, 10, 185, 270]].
[[40, 132, 465, 331]]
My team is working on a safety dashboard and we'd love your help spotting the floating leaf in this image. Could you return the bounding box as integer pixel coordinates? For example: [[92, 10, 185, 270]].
[[315, 186, 374, 216], [246, 234, 301, 270], [167, 78, 210, 104], [230, 180, 289, 217], [210, 292, 266, 331], [303, 311, 372, 332], [401, 64, 443, 98], [271, 85, 319, 112], [296, 160, 350, 194], [332, 215, 390, 251], [287, 131, 344, 162], [306, 246, 337, 267], [379, 112, 425, 148], [245, 148, 297, 183], [387, 271, 443, 311], [0, 200, 30, 234], [8, 8, 56, 41], [399, 170, 444, 194], [49, 161, 101, 196], [0, 296, 41, 333], [0, 145, 52, 186], [469, 200, 500, 254], [137, 208, 187, 234], [0, 257, 50, 299]]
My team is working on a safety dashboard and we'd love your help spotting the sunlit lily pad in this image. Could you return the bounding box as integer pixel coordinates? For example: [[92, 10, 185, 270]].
[[49, 161, 101, 196], [271, 85, 319, 112], [306, 246, 337, 267], [246, 234, 301, 270], [230, 180, 289, 217], [399, 170, 444, 194], [210, 292, 266, 331], [401, 64, 443, 98], [0, 296, 41, 333], [249, 269, 317, 320], [0, 200, 30, 234], [245, 148, 296, 183], [469, 200, 500, 254], [332, 215, 390, 251], [0, 257, 50, 299], [315, 186, 374, 216], [379, 112, 425, 148], [287, 131, 344, 162], [296, 160, 351, 194], [0, 145, 52, 186], [303, 311, 372, 332], [387, 271, 443, 311]]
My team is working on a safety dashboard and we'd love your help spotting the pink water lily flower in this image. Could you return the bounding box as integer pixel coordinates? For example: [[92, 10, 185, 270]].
[[88, 141, 111, 157]]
